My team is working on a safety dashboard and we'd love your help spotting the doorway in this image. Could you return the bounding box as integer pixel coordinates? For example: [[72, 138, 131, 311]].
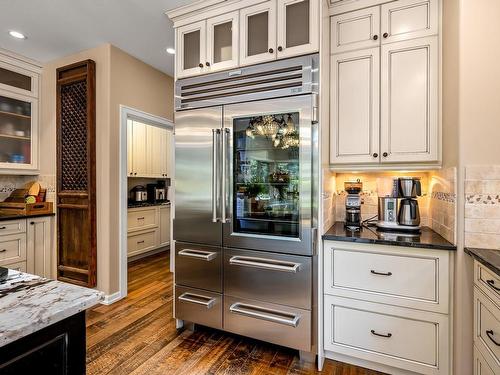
[[119, 105, 174, 299]]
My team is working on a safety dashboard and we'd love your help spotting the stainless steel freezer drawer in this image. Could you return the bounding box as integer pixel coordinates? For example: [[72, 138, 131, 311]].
[[175, 242, 222, 292], [224, 296, 311, 351], [175, 286, 222, 329], [224, 248, 312, 310]]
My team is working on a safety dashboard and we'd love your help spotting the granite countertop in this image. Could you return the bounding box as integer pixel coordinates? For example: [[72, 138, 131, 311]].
[[0, 270, 102, 347], [323, 221, 456, 251], [465, 247, 500, 276], [0, 212, 55, 222], [127, 201, 171, 209]]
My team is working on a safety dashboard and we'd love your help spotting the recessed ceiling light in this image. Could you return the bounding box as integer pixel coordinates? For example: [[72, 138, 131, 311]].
[[166, 47, 175, 55], [8, 30, 26, 39]]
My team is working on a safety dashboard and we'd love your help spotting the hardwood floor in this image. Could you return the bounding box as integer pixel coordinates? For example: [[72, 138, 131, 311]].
[[86, 251, 385, 375]]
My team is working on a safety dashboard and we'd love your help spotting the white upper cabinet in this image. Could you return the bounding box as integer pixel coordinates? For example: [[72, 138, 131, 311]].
[[331, 6, 380, 54], [147, 125, 169, 178], [206, 12, 239, 72], [176, 20, 207, 78], [380, 36, 438, 163], [130, 120, 148, 177], [330, 48, 380, 165], [277, 0, 319, 58], [240, 2, 277, 66], [380, 0, 438, 43]]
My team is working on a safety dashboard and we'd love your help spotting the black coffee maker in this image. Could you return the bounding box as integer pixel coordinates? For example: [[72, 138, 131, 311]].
[[397, 177, 421, 228]]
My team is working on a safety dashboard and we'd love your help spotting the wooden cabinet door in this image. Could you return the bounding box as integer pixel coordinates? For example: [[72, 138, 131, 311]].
[[277, 0, 319, 58], [330, 48, 380, 165], [330, 6, 380, 54], [206, 12, 239, 72], [165, 130, 172, 178], [380, 37, 438, 163], [176, 20, 207, 78], [240, 1, 277, 66], [127, 119, 133, 176], [146, 125, 165, 178], [159, 206, 170, 248], [131, 120, 147, 177], [27, 216, 52, 278], [381, 0, 438, 44]]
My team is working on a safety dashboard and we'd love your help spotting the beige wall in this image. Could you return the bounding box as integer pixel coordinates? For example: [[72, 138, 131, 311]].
[[41, 44, 174, 295]]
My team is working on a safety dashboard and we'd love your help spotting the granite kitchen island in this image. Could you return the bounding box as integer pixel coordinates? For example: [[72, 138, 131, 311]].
[[0, 269, 102, 374]]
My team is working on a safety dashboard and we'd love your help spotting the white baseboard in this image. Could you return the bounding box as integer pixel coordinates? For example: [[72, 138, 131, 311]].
[[101, 291, 124, 305]]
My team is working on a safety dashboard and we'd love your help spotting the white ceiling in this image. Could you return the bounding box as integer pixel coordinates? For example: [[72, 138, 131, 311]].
[[0, 0, 198, 76]]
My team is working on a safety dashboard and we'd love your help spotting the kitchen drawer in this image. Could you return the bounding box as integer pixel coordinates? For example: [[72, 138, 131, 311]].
[[224, 295, 311, 352], [4, 261, 26, 272], [175, 286, 222, 329], [474, 287, 500, 370], [127, 230, 157, 257], [0, 219, 26, 236], [324, 241, 450, 313], [0, 233, 27, 266], [224, 248, 312, 310], [175, 242, 222, 293], [475, 260, 500, 304], [475, 345, 498, 375], [324, 295, 449, 375], [127, 207, 158, 233]]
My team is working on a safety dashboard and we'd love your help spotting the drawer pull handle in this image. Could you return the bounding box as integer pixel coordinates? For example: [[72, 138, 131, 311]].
[[486, 330, 500, 346], [229, 256, 300, 273], [178, 249, 217, 261], [486, 279, 500, 291], [229, 302, 300, 327], [178, 292, 216, 309], [137, 217, 145, 220], [137, 240, 145, 244], [0, 249, 6, 253], [0, 227, 5, 230], [371, 330, 392, 338], [371, 270, 392, 276]]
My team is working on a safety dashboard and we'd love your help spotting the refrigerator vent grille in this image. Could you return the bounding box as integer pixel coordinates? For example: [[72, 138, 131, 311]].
[[175, 54, 317, 109]]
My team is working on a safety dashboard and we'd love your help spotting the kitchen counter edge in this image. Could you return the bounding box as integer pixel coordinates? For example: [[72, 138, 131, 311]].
[[465, 247, 500, 276], [0, 212, 56, 222]]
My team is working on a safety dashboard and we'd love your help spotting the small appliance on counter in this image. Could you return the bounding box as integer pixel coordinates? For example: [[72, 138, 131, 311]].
[[377, 177, 422, 232], [344, 180, 362, 230], [147, 179, 170, 203], [130, 185, 148, 203]]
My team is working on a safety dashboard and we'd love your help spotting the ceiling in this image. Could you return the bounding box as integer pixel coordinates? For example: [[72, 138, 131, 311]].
[[0, 0, 198, 76]]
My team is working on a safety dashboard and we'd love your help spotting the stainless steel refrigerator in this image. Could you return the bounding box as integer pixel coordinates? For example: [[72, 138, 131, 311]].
[[174, 55, 319, 357]]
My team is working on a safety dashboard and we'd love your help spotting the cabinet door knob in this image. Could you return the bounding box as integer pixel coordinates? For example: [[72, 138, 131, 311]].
[[268, 48, 274, 54], [30, 222, 35, 225], [277, 46, 283, 52], [373, 35, 378, 40], [372, 153, 378, 158], [134, 172, 137, 175], [383, 32, 389, 38], [383, 152, 388, 157], [205, 62, 210, 67], [198, 63, 204, 68]]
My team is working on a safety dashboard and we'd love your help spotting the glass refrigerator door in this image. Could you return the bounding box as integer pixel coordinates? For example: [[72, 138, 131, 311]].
[[223, 95, 313, 255]]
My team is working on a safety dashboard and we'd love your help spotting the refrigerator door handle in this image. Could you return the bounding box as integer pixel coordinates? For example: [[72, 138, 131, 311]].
[[221, 128, 230, 224], [212, 129, 220, 223]]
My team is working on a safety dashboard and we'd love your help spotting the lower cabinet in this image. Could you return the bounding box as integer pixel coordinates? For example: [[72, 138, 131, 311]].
[[323, 241, 453, 375], [0, 216, 53, 278], [127, 205, 170, 258]]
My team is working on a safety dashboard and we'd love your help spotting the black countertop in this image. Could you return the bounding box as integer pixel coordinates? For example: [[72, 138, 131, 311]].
[[465, 247, 500, 276], [127, 201, 171, 209], [323, 221, 456, 251], [0, 212, 55, 222]]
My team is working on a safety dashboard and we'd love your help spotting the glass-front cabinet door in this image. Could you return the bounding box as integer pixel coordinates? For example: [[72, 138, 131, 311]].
[[207, 12, 239, 72], [239, 2, 277, 66], [277, 0, 319, 59], [176, 20, 206, 78], [223, 96, 313, 255], [0, 92, 38, 170]]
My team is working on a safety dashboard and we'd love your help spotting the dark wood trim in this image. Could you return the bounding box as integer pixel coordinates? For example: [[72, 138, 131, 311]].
[[56, 59, 97, 288]]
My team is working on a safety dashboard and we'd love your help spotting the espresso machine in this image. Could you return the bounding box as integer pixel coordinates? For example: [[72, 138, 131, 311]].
[[344, 180, 362, 230], [377, 177, 421, 232]]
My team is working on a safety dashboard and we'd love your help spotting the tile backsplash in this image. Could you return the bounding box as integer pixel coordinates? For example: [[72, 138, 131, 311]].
[[0, 175, 56, 202], [465, 165, 500, 250]]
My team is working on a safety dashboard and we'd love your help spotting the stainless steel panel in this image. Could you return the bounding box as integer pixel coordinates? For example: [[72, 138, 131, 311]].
[[224, 248, 312, 309], [175, 242, 222, 292], [223, 95, 314, 255], [175, 55, 318, 110], [174, 106, 222, 245], [175, 286, 222, 329], [224, 295, 311, 351]]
